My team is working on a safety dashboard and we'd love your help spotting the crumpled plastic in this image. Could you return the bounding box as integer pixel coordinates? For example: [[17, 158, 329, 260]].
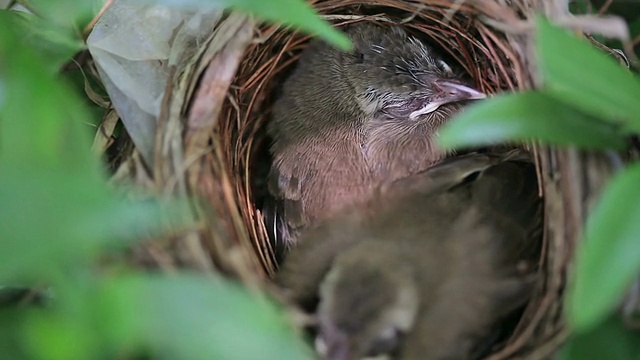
[[87, 0, 222, 166]]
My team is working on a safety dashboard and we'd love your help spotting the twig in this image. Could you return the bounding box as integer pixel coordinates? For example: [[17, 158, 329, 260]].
[[82, 0, 114, 37]]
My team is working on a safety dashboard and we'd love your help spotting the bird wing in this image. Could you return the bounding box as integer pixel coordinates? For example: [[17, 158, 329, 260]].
[[397, 210, 537, 360], [379, 149, 530, 198], [275, 211, 370, 310], [263, 166, 305, 260]]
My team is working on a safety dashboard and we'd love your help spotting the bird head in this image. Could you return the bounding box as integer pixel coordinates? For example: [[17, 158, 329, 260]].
[[340, 23, 485, 123], [316, 248, 419, 360]]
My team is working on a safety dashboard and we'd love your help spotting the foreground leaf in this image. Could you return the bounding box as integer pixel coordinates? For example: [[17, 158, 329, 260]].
[[25, 275, 315, 360], [140, 0, 351, 50], [567, 163, 640, 332], [0, 11, 188, 284], [0, 309, 33, 360], [24, 0, 102, 27], [437, 92, 625, 151], [557, 316, 640, 360], [536, 17, 640, 131], [0, 11, 85, 71], [0, 12, 100, 176]]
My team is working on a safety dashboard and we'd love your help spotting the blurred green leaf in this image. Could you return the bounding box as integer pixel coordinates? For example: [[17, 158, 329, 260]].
[[0, 309, 32, 360], [557, 316, 640, 360], [138, 0, 351, 50], [105, 275, 314, 360], [536, 17, 640, 131], [0, 166, 189, 283], [24, 275, 315, 360], [0, 169, 108, 282], [1, 11, 86, 71], [567, 163, 640, 332], [0, 13, 100, 175], [2, 2, 312, 360], [24, 0, 102, 27], [0, 10, 189, 284], [26, 310, 99, 360], [437, 92, 625, 150]]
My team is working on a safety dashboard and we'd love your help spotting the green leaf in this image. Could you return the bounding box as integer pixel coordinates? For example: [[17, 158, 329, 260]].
[[137, 0, 351, 50], [0, 309, 33, 360], [535, 17, 640, 131], [106, 275, 315, 360], [437, 92, 625, 150], [0, 13, 100, 175], [26, 310, 99, 360], [24, 0, 102, 27], [0, 165, 190, 284], [1, 11, 86, 72], [0, 14, 101, 282], [0, 14, 190, 284], [557, 316, 640, 360], [229, 0, 350, 49], [567, 163, 640, 332], [25, 275, 315, 360]]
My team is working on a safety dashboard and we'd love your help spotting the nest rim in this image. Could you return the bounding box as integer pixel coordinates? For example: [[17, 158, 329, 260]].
[[210, 1, 561, 358]]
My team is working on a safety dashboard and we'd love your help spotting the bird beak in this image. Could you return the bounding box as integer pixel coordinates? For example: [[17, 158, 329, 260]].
[[409, 80, 486, 120], [434, 79, 486, 103]]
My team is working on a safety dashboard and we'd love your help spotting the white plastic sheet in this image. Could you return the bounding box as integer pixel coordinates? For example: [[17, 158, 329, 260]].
[[87, 0, 221, 166]]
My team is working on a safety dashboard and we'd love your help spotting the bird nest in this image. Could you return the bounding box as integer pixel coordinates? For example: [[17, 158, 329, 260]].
[[121, 0, 625, 358]]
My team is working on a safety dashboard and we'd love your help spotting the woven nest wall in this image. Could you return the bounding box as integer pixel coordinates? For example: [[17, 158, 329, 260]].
[[134, 0, 627, 358]]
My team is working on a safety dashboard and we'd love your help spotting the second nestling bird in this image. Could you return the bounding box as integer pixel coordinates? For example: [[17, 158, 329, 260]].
[[276, 150, 542, 360], [265, 22, 486, 250]]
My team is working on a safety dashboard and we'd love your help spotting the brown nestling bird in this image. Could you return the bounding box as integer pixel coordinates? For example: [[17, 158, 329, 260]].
[[265, 22, 486, 252], [276, 150, 542, 360]]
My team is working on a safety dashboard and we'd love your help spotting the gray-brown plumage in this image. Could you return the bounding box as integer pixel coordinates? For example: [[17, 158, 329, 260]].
[[276, 150, 542, 360], [266, 22, 485, 249]]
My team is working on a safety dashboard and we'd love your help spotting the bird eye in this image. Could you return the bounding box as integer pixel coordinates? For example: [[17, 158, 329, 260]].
[[438, 60, 453, 75], [355, 52, 365, 64]]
